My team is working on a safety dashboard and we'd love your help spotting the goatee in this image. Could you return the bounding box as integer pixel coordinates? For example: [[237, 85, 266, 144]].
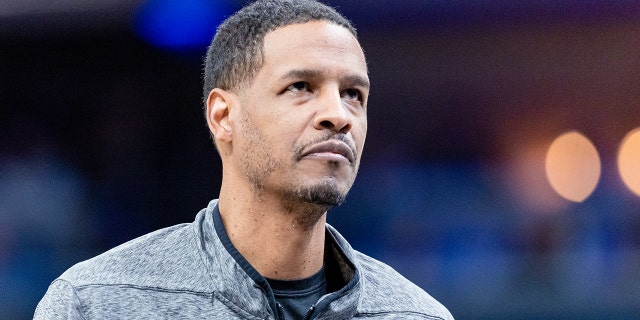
[[295, 180, 347, 208]]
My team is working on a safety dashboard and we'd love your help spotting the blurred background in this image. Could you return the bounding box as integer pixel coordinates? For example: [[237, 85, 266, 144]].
[[2, 0, 640, 318]]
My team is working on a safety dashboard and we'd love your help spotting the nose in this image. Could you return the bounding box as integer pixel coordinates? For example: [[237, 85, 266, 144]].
[[313, 90, 352, 134]]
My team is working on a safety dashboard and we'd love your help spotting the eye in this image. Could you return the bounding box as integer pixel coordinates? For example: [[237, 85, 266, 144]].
[[285, 81, 311, 93], [342, 88, 362, 102]]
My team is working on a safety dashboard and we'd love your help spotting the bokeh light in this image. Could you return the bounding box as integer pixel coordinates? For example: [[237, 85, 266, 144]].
[[133, 0, 233, 50], [545, 131, 601, 202], [618, 127, 640, 197]]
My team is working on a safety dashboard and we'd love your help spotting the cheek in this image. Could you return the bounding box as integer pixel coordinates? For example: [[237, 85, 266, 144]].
[[354, 118, 368, 145]]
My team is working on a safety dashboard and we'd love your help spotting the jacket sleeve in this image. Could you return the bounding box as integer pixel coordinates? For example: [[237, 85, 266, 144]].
[[34, 279, 85, 320]]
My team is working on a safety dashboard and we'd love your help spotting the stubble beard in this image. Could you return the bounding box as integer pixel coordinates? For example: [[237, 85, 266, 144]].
[[288, 133, 358, 208], [239, 109, 355, 223], [279, 177, 352, 230], [289, 178, 348, 207]]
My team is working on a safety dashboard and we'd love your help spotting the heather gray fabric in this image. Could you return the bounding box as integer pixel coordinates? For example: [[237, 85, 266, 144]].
[[35, 199, 453, 319]]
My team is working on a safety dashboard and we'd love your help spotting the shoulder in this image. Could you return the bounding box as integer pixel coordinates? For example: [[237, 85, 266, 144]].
[[59, 222, 210, 292], [35, 278, 84, 319], [354, 252, 454, 320]]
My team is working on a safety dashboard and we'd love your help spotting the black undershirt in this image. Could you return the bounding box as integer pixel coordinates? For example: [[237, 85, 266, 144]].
[[265, 236, 349, 319], [266, 267, 328, 320]]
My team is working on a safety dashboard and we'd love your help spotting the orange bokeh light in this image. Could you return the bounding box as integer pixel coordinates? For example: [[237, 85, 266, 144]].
[[618, 128, 640, 197], [545, 131, 601, 202]]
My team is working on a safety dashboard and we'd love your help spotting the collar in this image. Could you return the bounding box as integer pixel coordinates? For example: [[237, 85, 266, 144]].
[[193, 199, 361, 319]]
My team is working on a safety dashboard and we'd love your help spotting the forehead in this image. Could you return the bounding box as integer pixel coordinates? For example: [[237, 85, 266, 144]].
[[260, 21, 368, 80]]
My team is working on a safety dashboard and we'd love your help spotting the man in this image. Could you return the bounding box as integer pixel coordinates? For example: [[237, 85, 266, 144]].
[[35, 0, 453, 319]]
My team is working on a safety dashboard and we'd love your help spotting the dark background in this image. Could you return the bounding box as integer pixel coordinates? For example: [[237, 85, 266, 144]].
[[2, 0, 640, 318]]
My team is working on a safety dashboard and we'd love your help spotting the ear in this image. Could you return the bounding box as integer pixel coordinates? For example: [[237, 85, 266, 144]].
[[205, 88, 235, 144]]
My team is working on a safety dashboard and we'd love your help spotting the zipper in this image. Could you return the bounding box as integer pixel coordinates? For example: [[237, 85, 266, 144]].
[[276, 302, 287, 320]]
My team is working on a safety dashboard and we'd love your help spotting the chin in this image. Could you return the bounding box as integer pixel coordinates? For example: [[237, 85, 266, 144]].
[[293, 177, 352, 207]]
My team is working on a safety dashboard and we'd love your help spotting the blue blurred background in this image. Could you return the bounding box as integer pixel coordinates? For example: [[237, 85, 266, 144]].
[[2, 0, 640, 318]]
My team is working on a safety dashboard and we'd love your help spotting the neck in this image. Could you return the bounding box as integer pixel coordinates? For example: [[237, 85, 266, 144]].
[[218, 184, 328, 280]]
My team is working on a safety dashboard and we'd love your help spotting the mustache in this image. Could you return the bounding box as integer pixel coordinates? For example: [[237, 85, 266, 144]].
[[293, 133, 357, 162]]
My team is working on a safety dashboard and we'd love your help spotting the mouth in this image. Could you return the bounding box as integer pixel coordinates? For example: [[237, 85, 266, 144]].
[[299, 140, 356, 164]]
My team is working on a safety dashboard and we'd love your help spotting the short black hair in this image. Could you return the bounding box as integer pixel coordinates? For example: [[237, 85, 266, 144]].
[[202, 0, 357, 102]]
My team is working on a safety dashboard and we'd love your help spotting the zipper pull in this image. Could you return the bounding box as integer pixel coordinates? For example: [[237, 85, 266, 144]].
[[302, 305, 316, 320]]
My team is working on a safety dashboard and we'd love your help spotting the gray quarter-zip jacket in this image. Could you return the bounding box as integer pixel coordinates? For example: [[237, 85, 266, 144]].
[[35, 200, 453, 319]]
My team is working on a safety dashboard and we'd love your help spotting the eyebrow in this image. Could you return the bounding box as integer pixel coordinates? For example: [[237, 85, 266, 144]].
[[279, 69, 370, 89]]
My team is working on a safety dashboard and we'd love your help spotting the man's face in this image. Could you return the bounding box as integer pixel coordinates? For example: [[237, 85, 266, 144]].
[[232, 21, 369, 207]]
